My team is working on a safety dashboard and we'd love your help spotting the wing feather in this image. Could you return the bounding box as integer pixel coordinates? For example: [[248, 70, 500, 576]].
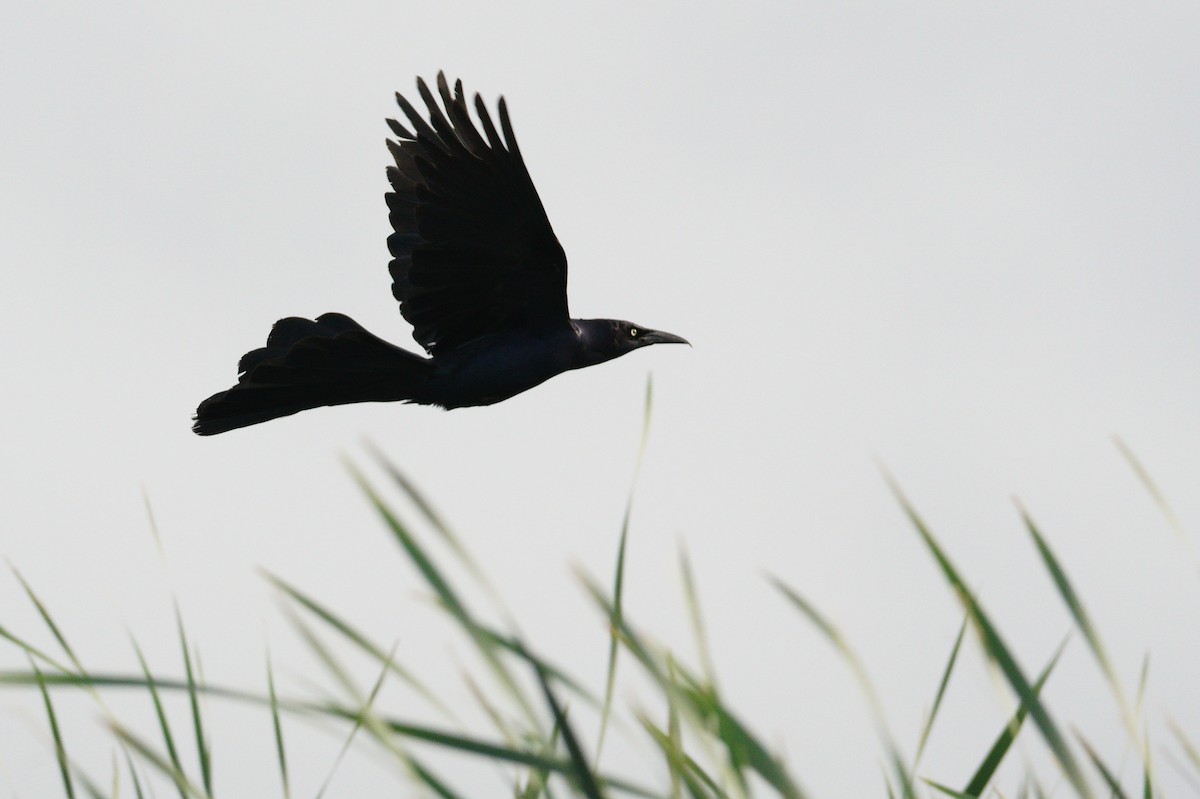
[[384, 73, 568, 355]]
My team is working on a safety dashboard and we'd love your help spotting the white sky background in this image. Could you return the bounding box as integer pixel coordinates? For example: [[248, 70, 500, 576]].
[[2, 1, 1200, 796]]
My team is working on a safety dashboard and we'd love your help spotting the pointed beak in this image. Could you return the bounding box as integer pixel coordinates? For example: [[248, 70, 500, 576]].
[[640, 329, 691, 347]]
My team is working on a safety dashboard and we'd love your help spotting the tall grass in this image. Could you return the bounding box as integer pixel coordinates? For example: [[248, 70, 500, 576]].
[[0, 430, 1195, 797]]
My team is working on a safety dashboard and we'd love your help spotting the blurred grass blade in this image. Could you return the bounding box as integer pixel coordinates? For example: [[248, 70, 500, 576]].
[[112, 723, 210, 799], [533, 654, 605, 799], [346, 460, 538, 727], [923, 779, 974, 799], [130, 637, 189, 799], [1167, 717, 1200, 780], [963, 636, 1068, 797], [597, 376, 654, 765], [408, 757, 466, 799], [680, 546, 717, 690], [1020, 504, 1135, 740], [266, 651, 291, 799], [912, 614, 968, 772], [638, 714, 725, 799], [580, 574, 805, 799], [770, 576, 914, 799], [362, 441, 511, 618], [32, 657, 75, 799], [1077, 733, 1129, 799], [314, 644, 394, 799], [263, 570, 450, 715], [516, 714, 563, 799], [11, 566, 85, 675], [1114, 437, 1191, 548], [884, 472, 1091, 798], [124, 750, 147, 799], [174, 604, 212, 797], [0, 623, 71, 674]]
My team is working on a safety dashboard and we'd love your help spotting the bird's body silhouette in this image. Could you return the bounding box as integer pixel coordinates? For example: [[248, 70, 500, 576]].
[[193, 74, 687, 435]]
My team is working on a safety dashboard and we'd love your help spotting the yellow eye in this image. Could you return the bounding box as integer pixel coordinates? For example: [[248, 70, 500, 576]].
[[629, 327, 639, 337]]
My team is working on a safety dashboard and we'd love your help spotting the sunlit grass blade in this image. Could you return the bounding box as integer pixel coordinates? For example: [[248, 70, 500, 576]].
[[174, 604, 212, 797], [112, 723, 210, 799], [769, 576, 914, 799], [912, 614, 968, 772], [597, 376, 654, 765], [1076, 733, 1130, 799], [266, 651, 291, 799], [1019, 505, 1134, 737], [32, 656, 75, 799], [884, 472, 1091, 798], [263, 570, 451, 715], [962, 637, 1068, 798]]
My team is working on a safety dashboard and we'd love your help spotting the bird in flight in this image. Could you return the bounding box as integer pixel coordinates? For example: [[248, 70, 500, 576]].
[[193, 73, 688, 436]]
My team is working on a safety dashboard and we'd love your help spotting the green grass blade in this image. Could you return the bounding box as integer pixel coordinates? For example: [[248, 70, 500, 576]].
[[638, 714, 725, 799], [884, 472, 1091, 798], [346, 460, 538, 727], [31, 657, 75, 799], [923, 778, 976, 799], [129, 636, 188, 799], [679, 546, 717, 690], [1113, 437, 1191, 548], [362, 441, 516, 621], [408, 756, 467, 799], [1167, 717, 1200, 780], [596, 377, 654, 765], [265, 651, 291, 799], [314, 643, 395, 799], [112, 723, 210, 799], [1076, 733, 1130, 799], [173, 604, 212, 797], [770, 576, 914, 799], [263, 570, 451, 715], [913, 614, 968, 772], [533, 656, 605, 799], [963, 636, 1068, 797], [1020, 505, 1134, 738], [123, 750, 147, 799], [11, 566, 85, 675]]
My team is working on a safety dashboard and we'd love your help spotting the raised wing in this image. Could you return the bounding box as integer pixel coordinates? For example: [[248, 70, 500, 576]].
[[386, 73, 570, 355]]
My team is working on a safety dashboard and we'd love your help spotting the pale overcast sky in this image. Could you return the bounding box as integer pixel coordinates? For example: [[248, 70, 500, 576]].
[[2, 2, 1199, 796]]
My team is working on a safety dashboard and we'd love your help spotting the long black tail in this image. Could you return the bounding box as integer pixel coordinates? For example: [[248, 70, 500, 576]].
[[193, 313, 433, 435]]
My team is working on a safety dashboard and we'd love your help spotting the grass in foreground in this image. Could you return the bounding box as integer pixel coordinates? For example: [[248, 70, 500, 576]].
[[0, 430, 1195, 798]]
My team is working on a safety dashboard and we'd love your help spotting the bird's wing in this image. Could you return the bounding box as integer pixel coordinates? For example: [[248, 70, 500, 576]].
[[386, 73, 570, 356]]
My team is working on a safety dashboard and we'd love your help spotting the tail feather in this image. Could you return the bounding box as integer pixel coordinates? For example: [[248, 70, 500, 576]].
[[193, 313, 432, 435]]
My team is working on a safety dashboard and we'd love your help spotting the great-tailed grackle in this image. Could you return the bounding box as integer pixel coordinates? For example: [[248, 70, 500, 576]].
[[193, 74, 688, 435]]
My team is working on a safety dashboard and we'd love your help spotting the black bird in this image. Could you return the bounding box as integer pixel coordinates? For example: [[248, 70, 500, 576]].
[[193, 74, 688, 436]]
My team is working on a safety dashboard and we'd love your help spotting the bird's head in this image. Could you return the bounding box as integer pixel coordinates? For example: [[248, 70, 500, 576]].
[[574, 318, 690, 365]]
